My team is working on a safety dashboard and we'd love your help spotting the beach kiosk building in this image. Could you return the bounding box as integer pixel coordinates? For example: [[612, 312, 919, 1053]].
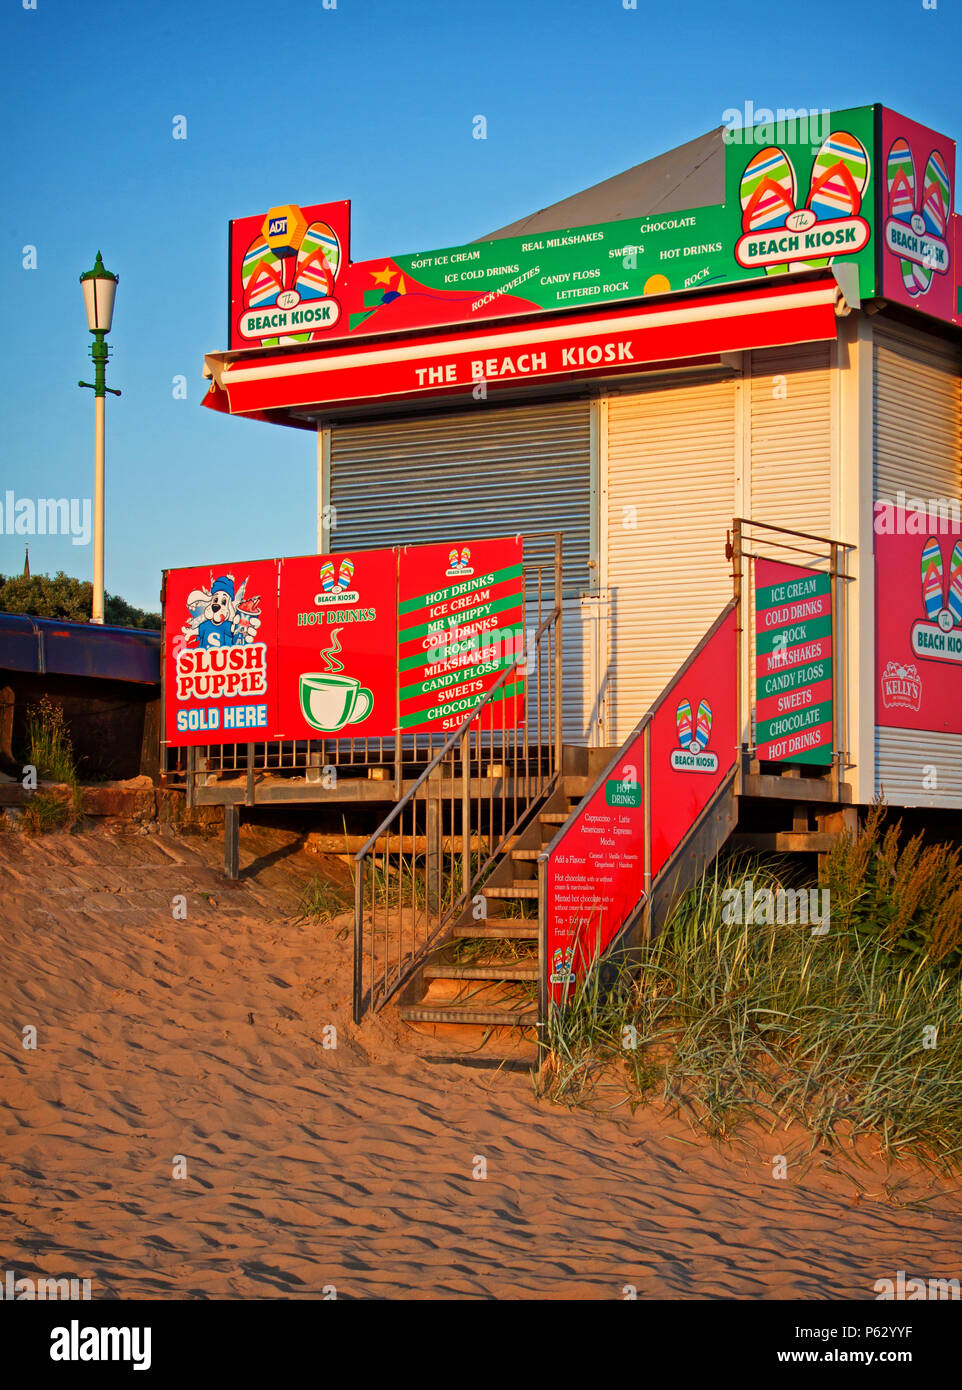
[[168, 103, 962, 1041]]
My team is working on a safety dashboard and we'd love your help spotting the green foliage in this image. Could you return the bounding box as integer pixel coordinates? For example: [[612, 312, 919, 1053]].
[[823, 801, 962, 967], [0, 571, 160, 629], [295, 875, 351, 926], [22, 790, 71, 835], [25, 695, 76, 785], [539, 857, 962, 1172]]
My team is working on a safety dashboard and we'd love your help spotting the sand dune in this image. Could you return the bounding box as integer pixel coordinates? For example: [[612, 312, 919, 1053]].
[[1, 819, 959, 1300]]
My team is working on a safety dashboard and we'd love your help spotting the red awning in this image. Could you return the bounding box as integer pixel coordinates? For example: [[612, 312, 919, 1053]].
[[204, 277, 842, 419]]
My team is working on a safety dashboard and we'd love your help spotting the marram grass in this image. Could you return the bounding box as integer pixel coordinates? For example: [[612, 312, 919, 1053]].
[[537, 855, 962, 1172]]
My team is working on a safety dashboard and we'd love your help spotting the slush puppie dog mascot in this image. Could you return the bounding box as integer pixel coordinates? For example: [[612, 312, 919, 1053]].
[[183, 574, 262, 650]]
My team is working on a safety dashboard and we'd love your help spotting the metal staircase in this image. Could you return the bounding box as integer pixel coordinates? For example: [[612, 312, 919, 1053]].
[[351, 519, 857, 1054]]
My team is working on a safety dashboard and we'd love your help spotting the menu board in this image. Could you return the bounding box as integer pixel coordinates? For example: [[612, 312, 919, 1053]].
[[163, 536, 524, 747], [544, 735, 647, 1004], [397, 537, 525, 734], [755, 559, 833, 764], [275, 549, 398, 739]]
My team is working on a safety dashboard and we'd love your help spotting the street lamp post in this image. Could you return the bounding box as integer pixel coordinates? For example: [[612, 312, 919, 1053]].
[[79, 252, 120, 625]]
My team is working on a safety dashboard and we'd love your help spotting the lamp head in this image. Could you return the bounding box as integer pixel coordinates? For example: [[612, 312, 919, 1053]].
[[80, 251, 118, 333]]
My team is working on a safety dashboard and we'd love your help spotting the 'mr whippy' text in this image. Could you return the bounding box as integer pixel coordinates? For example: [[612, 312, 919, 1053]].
[[176, 643, 268, 700]]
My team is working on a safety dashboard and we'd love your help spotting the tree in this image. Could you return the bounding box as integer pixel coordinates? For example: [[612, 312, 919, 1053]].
[[0, 571, 160, 629]]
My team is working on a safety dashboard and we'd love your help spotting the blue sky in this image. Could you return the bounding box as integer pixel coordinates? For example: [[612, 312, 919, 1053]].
[[1, 0, 959, 612]]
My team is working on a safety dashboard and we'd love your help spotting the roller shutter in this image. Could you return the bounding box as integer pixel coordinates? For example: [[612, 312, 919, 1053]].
[[329, 400, 595, 741], [874, 325, 961, 502], [605, 376, 737, 743]]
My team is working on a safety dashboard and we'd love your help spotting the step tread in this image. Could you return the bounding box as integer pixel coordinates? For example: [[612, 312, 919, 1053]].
[[452, 921, 538, 938], [732, 830, 837, 852], [740, 772, 853, 805], [484, 884, 540, 899], [424, 963, 539, 982], [511, 849, 544, 861], [398, 1003, 538, 1027]]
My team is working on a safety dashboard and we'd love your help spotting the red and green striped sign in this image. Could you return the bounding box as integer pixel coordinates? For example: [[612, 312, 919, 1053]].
[[755, 559, 833, 765], [397, 537, 525, 733]]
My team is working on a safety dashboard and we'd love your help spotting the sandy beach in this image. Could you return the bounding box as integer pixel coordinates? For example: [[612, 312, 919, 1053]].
[[1, 818, 959, 1301]]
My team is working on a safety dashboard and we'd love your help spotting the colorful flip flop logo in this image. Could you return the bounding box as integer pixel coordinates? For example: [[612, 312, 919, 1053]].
[[445, 545, 474, 577], [919, 537, 962, 631], [735, 132, 871, 273], [240, 208, 342, 345], [315, 557, 359, 604], [671, 698, 719, 771], [910, 536, 962, 665], [550, 944, 576, 986], [885, 138, 951, 297]]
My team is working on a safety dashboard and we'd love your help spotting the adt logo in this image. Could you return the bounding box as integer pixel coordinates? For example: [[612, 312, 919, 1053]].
[[268, 216, 288, 237]]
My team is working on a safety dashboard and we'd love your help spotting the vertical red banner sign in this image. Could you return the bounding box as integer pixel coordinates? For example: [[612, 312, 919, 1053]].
[[163, 558, 279, 747], [546, 607, 736, 1006], [648, 606, 738, 876], [396, 537, 525, 734], [879, 108, 956, 326], [875, 509, 962, 734], [754, 559, 833, 765], [545, 733, 646, 1003], [275, 549, 398, 739]]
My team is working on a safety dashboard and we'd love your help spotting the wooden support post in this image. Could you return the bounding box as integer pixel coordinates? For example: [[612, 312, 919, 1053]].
[[224, 804, 240, 880], [306, 742, 323, 785]]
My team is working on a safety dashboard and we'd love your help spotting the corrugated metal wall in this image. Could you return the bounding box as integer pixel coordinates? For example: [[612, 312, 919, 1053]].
[[876, 728, 962, 809], [749, 343, 833, 535], [328, 400, 597, 741], [604, 347, 835, 746], [874, 324, 961, 500], [604, 375, 737, 742], [874, 322, 962, 805]]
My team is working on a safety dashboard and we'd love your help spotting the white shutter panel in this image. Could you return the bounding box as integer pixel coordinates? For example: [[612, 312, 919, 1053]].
[[749, 342, 833, 535], [605, 376, 736, 743]]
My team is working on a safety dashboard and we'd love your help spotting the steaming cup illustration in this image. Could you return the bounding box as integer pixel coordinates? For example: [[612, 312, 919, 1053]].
[[299, 672, 373, 731]]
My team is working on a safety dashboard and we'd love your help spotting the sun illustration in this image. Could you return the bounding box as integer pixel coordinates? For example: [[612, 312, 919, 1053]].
[[643, 273, 671, 295]]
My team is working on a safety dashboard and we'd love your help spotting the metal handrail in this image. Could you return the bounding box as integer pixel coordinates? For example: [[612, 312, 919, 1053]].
[[353, 658, 525, 863], [353, 533, 564, 1023], [539, 599, 738, 865], [731, 516, 857, 552]]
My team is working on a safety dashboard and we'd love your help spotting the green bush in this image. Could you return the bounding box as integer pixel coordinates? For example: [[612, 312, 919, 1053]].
[[25, 695, 77, 785], [539, 857, 962, 1172], [823, 801, 962, 967]]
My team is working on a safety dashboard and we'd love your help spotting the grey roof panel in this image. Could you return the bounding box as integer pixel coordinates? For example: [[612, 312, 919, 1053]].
[[482, 127, 725, 241]]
